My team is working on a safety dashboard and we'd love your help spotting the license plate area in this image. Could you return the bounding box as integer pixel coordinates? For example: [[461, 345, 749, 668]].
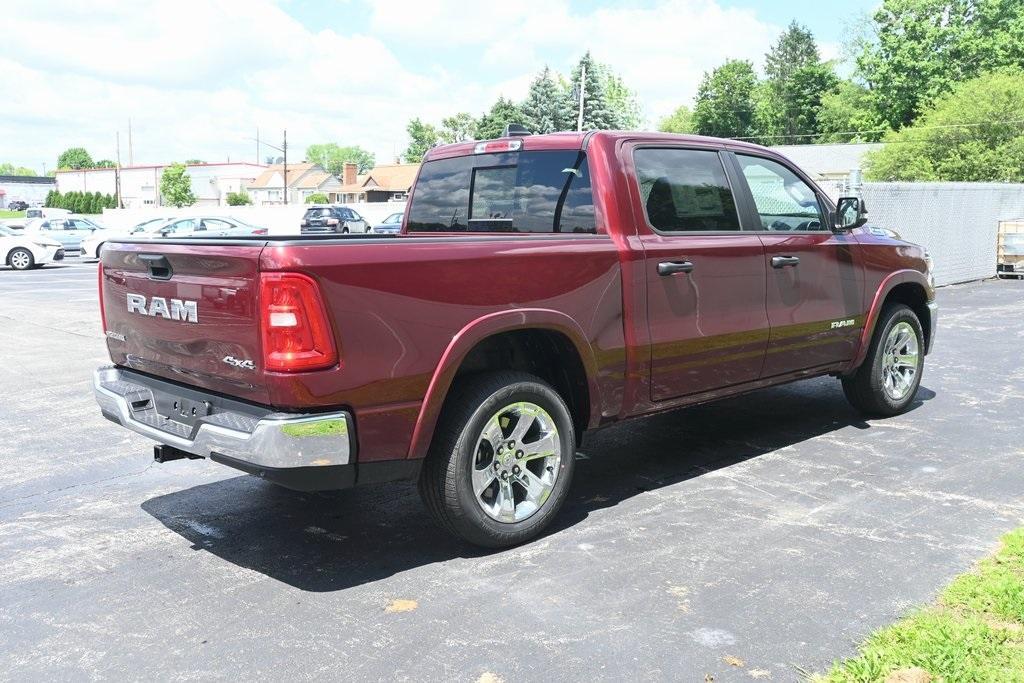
[[154, 394, 212, 427]]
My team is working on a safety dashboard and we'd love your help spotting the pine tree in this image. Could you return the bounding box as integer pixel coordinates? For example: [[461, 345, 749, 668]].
[[521, 66, 571, 133], [760, 21, 834, 142]]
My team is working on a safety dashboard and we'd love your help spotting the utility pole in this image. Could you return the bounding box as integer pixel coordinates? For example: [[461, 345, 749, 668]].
[[282, 129, 288, 205], [576, 63, 586, 132], [128, 118, 134, 167], [115, 131, 123, 209], [256, 127, 260, 165]]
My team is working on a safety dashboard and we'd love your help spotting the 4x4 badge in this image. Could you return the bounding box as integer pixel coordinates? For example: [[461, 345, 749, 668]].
[[222, 356, 255, 370]]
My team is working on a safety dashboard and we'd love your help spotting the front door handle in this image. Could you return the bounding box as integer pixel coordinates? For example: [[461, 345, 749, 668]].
[[771, 255, 800, 268], [658, 260, 694, 276]]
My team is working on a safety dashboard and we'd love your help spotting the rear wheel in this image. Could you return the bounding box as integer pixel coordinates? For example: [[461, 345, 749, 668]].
[[8, 248, 33, 271], [842, 304, 924, 416], [419, 371, 576, 548]]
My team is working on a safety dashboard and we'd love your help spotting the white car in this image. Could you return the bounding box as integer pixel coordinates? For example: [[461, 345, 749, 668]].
[[80, 217, 170, 259], [0, 225, 63, 270]]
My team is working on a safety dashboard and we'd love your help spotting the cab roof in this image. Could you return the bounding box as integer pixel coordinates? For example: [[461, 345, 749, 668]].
[[423, 130, 771, 161]]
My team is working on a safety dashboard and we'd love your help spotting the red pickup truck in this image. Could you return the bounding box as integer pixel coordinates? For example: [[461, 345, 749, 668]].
[[94, 131, 936, 547]]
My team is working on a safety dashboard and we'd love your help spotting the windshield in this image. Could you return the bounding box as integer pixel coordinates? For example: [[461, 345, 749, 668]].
[[131, 218, 168, 233]]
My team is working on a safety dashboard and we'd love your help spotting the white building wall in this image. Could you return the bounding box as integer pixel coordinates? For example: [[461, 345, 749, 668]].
[[0, 179, 56, 207], [56, 163, 264, 208]]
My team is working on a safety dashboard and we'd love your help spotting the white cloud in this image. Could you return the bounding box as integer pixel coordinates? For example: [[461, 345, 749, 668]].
[[3, 0, 796, 170]]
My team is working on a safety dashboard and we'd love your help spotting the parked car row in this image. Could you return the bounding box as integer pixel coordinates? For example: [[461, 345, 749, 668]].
[[300, 206, 405, 235], [2, 212, 270, 269]]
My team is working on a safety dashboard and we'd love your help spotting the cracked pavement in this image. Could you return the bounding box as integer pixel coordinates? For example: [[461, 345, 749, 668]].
[[1, 260, 1023, 681]]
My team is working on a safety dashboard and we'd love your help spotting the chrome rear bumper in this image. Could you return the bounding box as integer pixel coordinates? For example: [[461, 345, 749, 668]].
[[93, 366, 352, 469]]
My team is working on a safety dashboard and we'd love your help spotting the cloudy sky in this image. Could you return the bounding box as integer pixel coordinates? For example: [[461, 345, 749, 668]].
[[3, 0, 873, 173]]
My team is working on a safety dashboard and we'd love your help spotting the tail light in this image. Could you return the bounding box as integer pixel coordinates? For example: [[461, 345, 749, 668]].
[[259, 272, 337, 372], [327, 218, 339, 226], [98, 262, 107, 333]]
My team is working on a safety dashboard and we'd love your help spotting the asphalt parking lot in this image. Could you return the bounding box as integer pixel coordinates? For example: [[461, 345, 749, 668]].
[[2, 259, 1023, 681]]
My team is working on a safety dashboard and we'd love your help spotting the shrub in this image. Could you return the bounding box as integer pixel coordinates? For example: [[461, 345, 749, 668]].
[[305, 192, 329, 204], [226, 191, 252, 206]]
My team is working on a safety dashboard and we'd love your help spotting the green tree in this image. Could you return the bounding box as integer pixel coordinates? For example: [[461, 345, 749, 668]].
[[604, 70, 642, 129], [865, 69, 1024, 182], [693, 60, 759, 139], [858, 0, 1024, 130], [94, 159, 116, 168], [816, 81, 890, 142], [160, 163, 196, 207], [305, 192, 329, 204], [304, 144, 375, 175], [521, 66, 571, 133], [57, 147, 94, 170], [439, 112, 479, 143], [92, 191, 104, 213], [757, 22, 838, 143], [226, 191, 252, 206], [0, 163, 36, 176], [560, 52, 618, 131], [403, 118, 441, 162], [477, 97, 527, 139], [185, 159, 205, 165], [658, 105, 695, 134]]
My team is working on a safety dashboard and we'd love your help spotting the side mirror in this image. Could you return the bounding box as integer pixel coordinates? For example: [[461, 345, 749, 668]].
[[835, 196, 867, 231]]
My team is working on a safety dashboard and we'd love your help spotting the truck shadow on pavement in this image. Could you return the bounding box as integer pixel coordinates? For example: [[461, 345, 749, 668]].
[[141, 377, 934, 592]]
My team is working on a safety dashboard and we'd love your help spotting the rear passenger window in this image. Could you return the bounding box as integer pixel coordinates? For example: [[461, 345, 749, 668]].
[[407, 150, 597, 234], [634, 148, 740, 232]]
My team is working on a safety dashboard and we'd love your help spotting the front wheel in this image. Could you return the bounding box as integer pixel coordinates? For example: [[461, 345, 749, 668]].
[[419, 371, 576, 548], [842, 304, 924, 416], [8, 248, 34, 270]]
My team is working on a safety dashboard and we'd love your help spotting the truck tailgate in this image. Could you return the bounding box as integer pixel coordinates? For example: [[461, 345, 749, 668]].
[[100, 241, 271, 405]]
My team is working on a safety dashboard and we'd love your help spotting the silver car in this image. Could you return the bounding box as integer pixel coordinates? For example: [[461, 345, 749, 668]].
[[136, 216, 268, 239], [22, 215, 104, 254]]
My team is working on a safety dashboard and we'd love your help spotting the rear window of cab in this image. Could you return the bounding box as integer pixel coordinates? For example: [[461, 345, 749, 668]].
[[407, 150, 597, 234]]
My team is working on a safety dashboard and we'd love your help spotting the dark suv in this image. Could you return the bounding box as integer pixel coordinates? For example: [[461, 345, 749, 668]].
[[300, 206, 368, 234]]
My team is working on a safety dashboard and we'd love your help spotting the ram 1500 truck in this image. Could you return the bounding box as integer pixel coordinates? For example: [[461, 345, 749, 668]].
[[93, 131, 937, 547]]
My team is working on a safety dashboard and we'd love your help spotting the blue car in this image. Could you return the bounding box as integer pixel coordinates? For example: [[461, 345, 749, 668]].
[[371, 212, 403, 234]]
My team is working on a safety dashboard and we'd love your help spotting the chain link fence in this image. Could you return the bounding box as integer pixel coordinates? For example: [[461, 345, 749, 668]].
[[860, 183, 1024, 286]]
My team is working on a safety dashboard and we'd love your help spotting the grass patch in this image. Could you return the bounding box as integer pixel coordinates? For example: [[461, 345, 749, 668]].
[[818, 528, 1024, 682], [0, 210, 26, 218], [279, 418, 347, 438]]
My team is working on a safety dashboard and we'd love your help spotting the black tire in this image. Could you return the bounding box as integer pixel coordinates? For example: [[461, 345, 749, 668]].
[[8, 248, 34, 271], [418, 371, 576, 548], [842, 304, 924, 416], [341, 225, 350, 234]]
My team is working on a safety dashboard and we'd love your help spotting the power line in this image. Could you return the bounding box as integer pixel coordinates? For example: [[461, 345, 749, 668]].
[[728, 117, 1024, 143]]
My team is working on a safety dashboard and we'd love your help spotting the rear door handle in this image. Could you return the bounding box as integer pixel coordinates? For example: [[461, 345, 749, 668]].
[[771, 255, 800, 268], [657, 260, 694, 276]]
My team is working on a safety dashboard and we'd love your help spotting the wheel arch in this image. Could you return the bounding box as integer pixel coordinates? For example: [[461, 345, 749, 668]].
[[852, 270, 932, 369], [407, 309, 601, 460]]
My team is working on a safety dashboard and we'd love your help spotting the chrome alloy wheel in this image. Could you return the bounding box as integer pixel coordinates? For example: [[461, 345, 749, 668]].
[[10, 250, 31, 270], [881, 321, 919, 401], [472, 402, 562, 523]]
